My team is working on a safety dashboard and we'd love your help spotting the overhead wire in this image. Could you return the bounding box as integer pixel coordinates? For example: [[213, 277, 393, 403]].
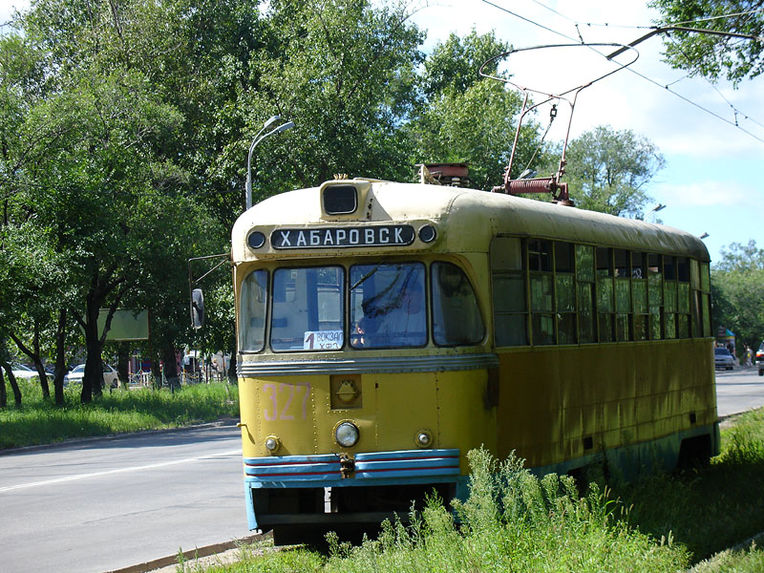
[[478, 0, 764, 145], [665, 32, 764, 132]]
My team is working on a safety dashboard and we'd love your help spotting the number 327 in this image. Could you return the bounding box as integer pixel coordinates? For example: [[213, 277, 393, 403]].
[[263, 382, 311, 421]]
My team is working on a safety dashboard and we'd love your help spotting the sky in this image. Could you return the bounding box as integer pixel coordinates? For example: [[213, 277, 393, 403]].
[[2, 0, 763, 264]]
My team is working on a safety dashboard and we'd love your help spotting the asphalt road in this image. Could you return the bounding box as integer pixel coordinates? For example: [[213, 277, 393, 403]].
[[1, 369, 762, 573], [715, 366, 764, 417], [0, 421, 249, 573]]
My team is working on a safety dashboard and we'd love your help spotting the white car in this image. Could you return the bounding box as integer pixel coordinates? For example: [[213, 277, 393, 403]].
[[11, 364, 39, 380], [65, 363, 120, 388], [714, 347, 735, 371]]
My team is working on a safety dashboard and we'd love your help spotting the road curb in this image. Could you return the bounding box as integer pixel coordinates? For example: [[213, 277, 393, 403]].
[[105, 531, 270, 573]]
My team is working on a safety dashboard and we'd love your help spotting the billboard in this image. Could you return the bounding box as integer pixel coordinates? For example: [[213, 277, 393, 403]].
[[98, 309, 150, 341]]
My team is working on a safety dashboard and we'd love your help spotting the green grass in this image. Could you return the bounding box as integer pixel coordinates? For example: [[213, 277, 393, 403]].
[[0, 379, 238, 449], [176, 410, 764, 573], [610, 410, 764, 563]]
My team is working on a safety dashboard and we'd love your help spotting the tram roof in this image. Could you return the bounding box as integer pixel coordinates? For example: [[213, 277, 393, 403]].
[[232, 180, 710, 262]]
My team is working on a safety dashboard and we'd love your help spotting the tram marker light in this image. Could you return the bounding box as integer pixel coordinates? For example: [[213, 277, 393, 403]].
[[264, 435, 281, 453], [419, 224, 437, 243], [247, 231, 266, 249], [416, 430, 433, 448]]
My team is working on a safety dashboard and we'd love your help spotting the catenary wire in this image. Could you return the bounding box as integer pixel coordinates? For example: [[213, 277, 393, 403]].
[[479, 0, 764, 144]]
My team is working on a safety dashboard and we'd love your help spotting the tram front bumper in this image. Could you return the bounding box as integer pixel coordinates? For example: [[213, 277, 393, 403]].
[[243, 448, 462, 530]]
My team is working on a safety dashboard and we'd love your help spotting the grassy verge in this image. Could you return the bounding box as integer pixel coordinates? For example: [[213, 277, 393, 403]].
[[612, 409, 764, 562], [0, 379, 238, 449], [179, 409, 764, 573]]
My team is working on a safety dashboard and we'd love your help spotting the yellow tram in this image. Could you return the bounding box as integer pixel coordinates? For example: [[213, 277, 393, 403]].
[[231, 177, 718, 542]]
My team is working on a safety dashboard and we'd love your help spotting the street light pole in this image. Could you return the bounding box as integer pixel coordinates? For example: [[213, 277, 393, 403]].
[[245, 116, 295, 210]]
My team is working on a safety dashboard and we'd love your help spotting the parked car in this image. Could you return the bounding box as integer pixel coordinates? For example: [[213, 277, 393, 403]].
[[64, 363, 120, 388], [714, 347, 735, 370], [10, 363, 39, 380], [757, 342, 764, 377]]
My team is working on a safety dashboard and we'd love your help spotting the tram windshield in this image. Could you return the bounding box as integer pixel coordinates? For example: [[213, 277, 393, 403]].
[[271, 266, 344, 352], [350, 263, 427, 349], [239, 269, 268, 352], [238, 261, 484, 352], [431, 261, 485, 346]]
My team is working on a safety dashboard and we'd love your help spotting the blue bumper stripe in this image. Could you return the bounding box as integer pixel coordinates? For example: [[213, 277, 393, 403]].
[[243, 448, 460, 485], [245, 453, 342, 481], [354, 450, 460, 479]]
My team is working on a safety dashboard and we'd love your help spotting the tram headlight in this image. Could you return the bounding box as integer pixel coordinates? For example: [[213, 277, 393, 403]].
[[264, 435, 281, 453], [334, 421, 360, 448]]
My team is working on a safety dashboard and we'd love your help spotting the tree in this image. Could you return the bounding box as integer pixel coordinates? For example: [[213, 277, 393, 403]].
[[16, 66, 201, 402], [561, 126, 665, 217], [650, 0, 764, 84], [242, 0, 424, 193], [711, 240, 764, 348], [407, 30, 543, 189]]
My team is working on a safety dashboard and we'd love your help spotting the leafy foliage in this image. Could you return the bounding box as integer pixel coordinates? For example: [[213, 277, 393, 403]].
[[407, 30, 543, 189], [711, 240, 764, 348], [650, 0, 764, 84], [562, 126, 665, 217], [243, 0, 424, 191]]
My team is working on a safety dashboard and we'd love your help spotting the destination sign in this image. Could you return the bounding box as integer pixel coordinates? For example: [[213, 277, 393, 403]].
[[271, 225, 415, 249]]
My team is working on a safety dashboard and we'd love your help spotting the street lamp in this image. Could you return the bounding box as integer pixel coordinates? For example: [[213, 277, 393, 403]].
[[245, 115, 295, 210], [648, 203, 666, 223], [699, 232, 710, 239]]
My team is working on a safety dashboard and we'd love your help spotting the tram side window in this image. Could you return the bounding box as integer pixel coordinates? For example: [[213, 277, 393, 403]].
[[349, 263, 426, 349], [614, 249, 631, 341], [271, 267, 344, 352], [491, 237, 528, 346], [648, 254, 663, 340], [596, 247, 614, 342], [691, 260, 713, 338], [529, 239, 555, 345], [632, 252, 649, 340], [700, 262, 712, 337], [575, 245, 596, 343], [677, 257, 691, 338], [432, 262, 485, 346], [555, 242, 576, 344], [239, 269, 268, 352], [663, 256, 677, 339]]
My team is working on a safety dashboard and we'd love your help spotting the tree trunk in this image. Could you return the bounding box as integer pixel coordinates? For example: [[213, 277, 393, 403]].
[[31, 323, 51, 400], [53, 308, 67, 405], [117, 342, 130, 389], [162, 344, 179, 391], [0, 367, 6, 407], [0, 361, 22, 406], [80, 303, 104, 403], [8, 329, 50, 400], [227, 340, 237, 383]]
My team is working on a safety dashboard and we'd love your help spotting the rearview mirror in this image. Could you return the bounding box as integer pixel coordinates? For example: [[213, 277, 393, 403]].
[[191, 288, 205, 329]]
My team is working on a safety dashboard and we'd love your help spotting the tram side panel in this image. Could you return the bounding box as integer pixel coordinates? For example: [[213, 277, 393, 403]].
[[495, 339, 717, 476]]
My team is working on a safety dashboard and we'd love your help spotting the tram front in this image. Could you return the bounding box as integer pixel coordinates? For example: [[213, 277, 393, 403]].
[[232, 179, 498, 543]]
